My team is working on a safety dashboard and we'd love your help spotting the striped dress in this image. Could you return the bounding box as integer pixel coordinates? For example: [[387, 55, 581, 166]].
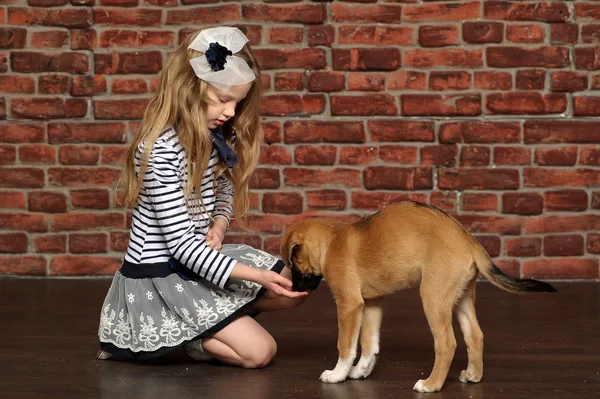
[[97, 127, 284, 359]]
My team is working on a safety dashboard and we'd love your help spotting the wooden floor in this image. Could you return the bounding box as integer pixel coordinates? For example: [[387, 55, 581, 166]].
[[0, 278, 598, 399]]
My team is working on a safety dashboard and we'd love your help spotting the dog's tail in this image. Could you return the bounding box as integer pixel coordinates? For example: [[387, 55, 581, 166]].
[[471, 240, 557, 294]]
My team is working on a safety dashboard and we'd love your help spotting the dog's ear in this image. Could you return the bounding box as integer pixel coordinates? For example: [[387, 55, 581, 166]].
[[281, 231, 303, 268]]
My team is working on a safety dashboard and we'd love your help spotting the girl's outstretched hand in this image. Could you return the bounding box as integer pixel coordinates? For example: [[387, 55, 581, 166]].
[[205, 228, 223, 251], [258, 270, 308, 299]]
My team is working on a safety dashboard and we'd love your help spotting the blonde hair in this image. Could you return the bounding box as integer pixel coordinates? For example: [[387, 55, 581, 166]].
[[121, 28, 263, 230]]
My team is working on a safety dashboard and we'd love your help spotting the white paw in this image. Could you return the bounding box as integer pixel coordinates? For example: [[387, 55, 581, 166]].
[[460, 369, 482, 383], [319, 368, 348, 384], [413, 379, 435, 393], [348, 356, 376, 380]]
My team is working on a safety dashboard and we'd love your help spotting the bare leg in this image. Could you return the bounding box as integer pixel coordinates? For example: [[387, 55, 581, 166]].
[[456, 279, 484, 383], [349, 298, 383, 380]]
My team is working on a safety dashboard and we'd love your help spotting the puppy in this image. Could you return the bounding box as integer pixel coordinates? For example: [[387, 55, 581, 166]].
[[280, 201, 556, 392]]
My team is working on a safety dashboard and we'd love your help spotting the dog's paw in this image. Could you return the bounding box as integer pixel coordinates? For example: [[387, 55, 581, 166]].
[[413, 379, 438, 393], [319, 369, 347, 384], [459, 369, 482, 384], [348, 356, 376, 380]]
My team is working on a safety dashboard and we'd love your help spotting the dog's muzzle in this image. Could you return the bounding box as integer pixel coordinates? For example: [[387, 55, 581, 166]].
[[291, 267, 323, 292]]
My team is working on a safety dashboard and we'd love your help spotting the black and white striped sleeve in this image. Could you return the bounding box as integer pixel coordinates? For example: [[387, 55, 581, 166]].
[[145, 140, 238, 288], [212, 173, 234, 228]]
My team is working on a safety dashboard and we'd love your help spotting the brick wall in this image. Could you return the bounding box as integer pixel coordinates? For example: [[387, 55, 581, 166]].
[[0, 1, 599, 280]]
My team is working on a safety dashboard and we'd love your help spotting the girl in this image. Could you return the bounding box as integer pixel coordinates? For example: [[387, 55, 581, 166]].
[[97, 27, 308, 368]]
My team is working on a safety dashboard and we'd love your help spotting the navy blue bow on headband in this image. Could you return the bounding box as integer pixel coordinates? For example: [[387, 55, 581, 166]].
[[210, 128, 238, 168], [205, 42, 232, 72]]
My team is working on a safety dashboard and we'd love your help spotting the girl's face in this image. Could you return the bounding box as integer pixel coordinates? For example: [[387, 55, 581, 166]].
[[205, 82, 252, 130]]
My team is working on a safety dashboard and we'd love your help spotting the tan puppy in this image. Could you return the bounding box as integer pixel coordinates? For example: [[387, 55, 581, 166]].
[[280, 201, 556, 392]]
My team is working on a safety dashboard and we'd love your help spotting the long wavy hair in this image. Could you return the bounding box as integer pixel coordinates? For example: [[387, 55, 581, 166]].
[[121, 29, 263, 230]]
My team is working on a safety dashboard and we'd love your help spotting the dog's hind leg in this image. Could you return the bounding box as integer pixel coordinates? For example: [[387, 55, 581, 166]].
[[456, 278, 484, 384], [349, 298, 383, 380], [413, 280, 458, 393]]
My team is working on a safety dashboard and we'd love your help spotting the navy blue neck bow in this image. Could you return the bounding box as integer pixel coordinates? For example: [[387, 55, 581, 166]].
[[210, 128, 238, 168]]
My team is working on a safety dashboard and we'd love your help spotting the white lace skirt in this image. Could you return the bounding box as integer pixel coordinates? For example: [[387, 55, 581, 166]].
[[97, 244, 284, 359]]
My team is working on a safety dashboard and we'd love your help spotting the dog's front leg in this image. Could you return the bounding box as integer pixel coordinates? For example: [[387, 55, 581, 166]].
[[320, 298, 364, 384]]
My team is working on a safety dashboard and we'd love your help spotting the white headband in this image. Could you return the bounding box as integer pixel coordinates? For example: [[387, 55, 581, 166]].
[[187, 27, 256, 92]]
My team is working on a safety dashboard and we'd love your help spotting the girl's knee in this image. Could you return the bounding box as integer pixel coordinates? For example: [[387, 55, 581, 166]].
[[241, 336, 277, 369]]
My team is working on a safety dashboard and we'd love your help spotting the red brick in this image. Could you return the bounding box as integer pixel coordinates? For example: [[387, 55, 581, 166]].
[[11, 51, 89, 73], [474, 71, 512, 90], [495, 260, 520, 278], [576, 47, 600, 70], [486, 93, 566, 115], [0, 146, 16, 165], [516, 69, 546, 90], [404, 49, 483, 68], [95, 8, 161, 26], [587, 233, 600, 254], [262, 122, 281, 145], [59, 145, 100, 165], [0, 213, 48, 232], [363, 166, 432, 190], [544, 235, 584, 257], [250, 168, 280, 189], [455, 214, 521, 235], [429, 71, 471, 91], [0, 256, 47, 275], [0, 191, 26, 209], [505, 237, 541, 257], [524, 168, 600, 188], [19, 144, 56, 164], [0, 167, 45, 188], [575, 2, 600, 20], [28, 191, 67, 213], [95, 51, 161, 74], [71, 189, 110, 209], [275, 72, 305, 91], [524, 121, 600, 144], [0, 27, 27, 49], [308, 24, 334, 47], [48, 167, 121, 186], [71, 29, 97, 50], [243, 4, 325, 24], [460, 146, 490, 167], [581, 25, 600, 43], [110, 231, 129, 252], [38, 74, 69, 94], [494, 147, 531, 165], [524, 214, 600, 234], [420, 145, 458, 167], [0, 76, 35, 93], [461, 193, 498, 212], [378, 145, 418, 164], [347, 73, 386, 92], [0, 124, 45, 143], [262, 192, 303, 215], [550, 23, 578, 44], [48, 122, 126, 144], [487, 46, 570, 68], [70, 233, 108, 253], [70, 76, 93, 96], [307, 71, 345, 92], [0, 233, 28, 254], [439, 168, 519, 190], [404, 2, 479, 22], [269, 27, 303, 45], [593, 192, 600, 210], [338, 26, 413, 46], [545, 190, 588, 212], [260, 94, 325, 116], [485, 1, 570, 22], [94, 99, 149, 119], [369, 121, 434, 142], [387, 71, 427, 90], [430, 191, 457, 212], [295, 145, 336, 166], [333, 48, 401, 71], [260, 145, 292, 165], [254, 48, 326, 70], [551, 71, 588, 92], [306, 190, 347, 211], [581, 146, 600, 166], [11, 97, 87, 120], [331, 4, 401, 23], [50, 212, 125, 232], [284, 121, 365, 144], [351, 191, 428, 211], [50, 256, 121, 275], [402, 93, 481, 116], [506, 24, 545, 43], [339, 146, 378, 165], [331, 94, 397, 116], [101, 146, 127, 166], [31, 30, 68, 48], [99, 0, 137, 5], [111, 78, 147, 94], [419, 25, 459, 47], [8, 7, 93, 28], [535, 146, 577, 166], [284, 168, 361, 188], [502, 192, 543, 215], [34, 234, 67, 253], [462, 22, 503, 44], [476, 235, 501, 258], [574, 96, 600, 116], [0, 54, 7, 73]]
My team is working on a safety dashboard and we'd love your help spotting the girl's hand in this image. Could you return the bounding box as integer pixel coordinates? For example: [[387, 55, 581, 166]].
[[205, 228, 224, 251], [257, 270, 308, 299]]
